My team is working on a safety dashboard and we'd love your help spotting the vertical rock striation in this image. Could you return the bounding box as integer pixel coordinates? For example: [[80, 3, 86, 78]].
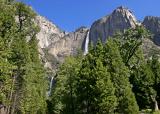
[[89, 6, 138, 45], [35, 7, 160, 72], [35, 15, 65, 49], [143, 16, 160, 45]]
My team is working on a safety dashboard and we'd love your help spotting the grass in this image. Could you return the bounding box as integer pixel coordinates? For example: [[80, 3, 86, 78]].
[[140, 109, 160, 114], [153, 111, 160, 114]]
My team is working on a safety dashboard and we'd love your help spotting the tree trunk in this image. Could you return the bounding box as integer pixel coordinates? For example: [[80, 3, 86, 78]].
[[6, 75, 16, 114], [155, 100, 159, 111], [11, 93, 17, 114], [151, 95, 159, 111], [0, 107, 6, 114]]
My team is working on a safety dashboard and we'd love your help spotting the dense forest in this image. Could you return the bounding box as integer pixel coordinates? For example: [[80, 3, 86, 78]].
[[49, 27, 160, 114], [1, 0, 160, 114], [0, 0, 47, 114]]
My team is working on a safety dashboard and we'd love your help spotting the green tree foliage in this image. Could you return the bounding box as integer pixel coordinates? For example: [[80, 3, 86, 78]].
[[116, 26, 150, 67], [1, 0, 160, 113], [76, 52, 117, 114], [148, 55, 160, 111], [131, 61, 155, 109], [0, 1, 17, 113], [113, 26, 160, 111], [20, 36, 47, 114], [103, 39, 139, 114], [94, 60, 117, 114], [51, 56, 81, 114], [51, 27, 156, 113], [45, 24, 160, 114], [130, 54, 160, 111], [0, 1, 47, 114]]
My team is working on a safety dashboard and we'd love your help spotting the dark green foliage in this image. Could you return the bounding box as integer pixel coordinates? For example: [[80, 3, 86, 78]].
[[103, 39, 139, 114], [0, 1, 47, 114], [76, 53, 117, 114], [50, 26, 160, 113], [76, 41, 117, 114], [1, 1, 160, 113], [131, 62, 155, 109], [148, 55, 160, 110], [0, 1, 17, 111], [113, 26, 160, 111], [51, 56, 81, 114], [131, 54, 160, 111]]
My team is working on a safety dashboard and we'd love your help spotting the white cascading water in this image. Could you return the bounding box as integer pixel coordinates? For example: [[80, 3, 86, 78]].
[[48, 77, 54, 96], [84, 31, 90, 55], [45, 38, 49, 47]]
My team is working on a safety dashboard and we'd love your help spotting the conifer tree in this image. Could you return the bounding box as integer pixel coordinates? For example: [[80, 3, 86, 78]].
[[148, 55, 160, 111], [76, 41, 117, 114], [0, 1, 17, 113], [104, 39, 139, 114], [131, 62, 156, 110], [94, 59, 117, 114], [52, 56, 81, 114], [0, 1, 48, 113], [20, 35, 47, 114]]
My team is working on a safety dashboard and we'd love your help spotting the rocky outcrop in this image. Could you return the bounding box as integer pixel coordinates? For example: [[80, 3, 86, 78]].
[[35, 16, 65, 49], [143, 16, 160, 45], [89, 6, 139, 45], [142, 38, 160, 58], [47, 27, 88, 62], [35, 7, 160, 73], [35, 16, 89, 72], [35, 16, 64, 71]]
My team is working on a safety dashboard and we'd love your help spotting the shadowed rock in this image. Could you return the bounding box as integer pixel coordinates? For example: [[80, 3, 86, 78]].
[[143, 16, 160, 45], [89, 6, 138, 45]]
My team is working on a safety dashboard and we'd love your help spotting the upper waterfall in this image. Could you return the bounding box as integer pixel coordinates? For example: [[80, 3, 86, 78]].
[[84, 30, 90, 55]]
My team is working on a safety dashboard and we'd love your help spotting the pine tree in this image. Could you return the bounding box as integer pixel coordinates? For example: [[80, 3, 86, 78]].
[[131, 62, 156, 110], [0, 1, 17, 113], [0, 1, 48, 113], [76, 41, 117, 114], [51, 56, 81, 114], [111, 26, 154, 112], [94, 59, 117, 114], [20, 36, 47, 114], [148, 55, 160, 111], [104, 39, 139, 114], [116, 26, 150, 67]]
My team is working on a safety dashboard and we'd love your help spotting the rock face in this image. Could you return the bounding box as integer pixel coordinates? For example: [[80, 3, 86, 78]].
[[89, 6, 138, 45], [143, 16, 160, 45], [35, 16, 89, 72], [35, 16, 65, 49], [142, 38, 160, 58], [35, 7, 160, 73], [47, 27, 88, 62]]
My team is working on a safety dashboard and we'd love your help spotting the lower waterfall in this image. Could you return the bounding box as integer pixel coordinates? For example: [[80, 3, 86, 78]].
[[48, 77, 54, 96]]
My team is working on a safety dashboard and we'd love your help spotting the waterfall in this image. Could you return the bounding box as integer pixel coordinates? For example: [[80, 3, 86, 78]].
[[48, 77, 54, 96], [45, 38, 49, 47], [84, 30, 90, 55]]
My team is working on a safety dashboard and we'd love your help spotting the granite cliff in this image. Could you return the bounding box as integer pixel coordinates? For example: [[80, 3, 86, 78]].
[[89, 6, 139, 45], [35, 6, 160, 73], [35, 16, 88, 72], [143, 16, 160, 45]]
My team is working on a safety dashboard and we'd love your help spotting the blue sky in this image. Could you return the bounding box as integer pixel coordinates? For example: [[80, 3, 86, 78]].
[[23, 0, 160, 32]]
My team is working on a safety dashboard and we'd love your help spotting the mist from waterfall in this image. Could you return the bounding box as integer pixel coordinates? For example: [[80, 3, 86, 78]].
[[48, 77, 54, 96], [84, 30, 90, 55]]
